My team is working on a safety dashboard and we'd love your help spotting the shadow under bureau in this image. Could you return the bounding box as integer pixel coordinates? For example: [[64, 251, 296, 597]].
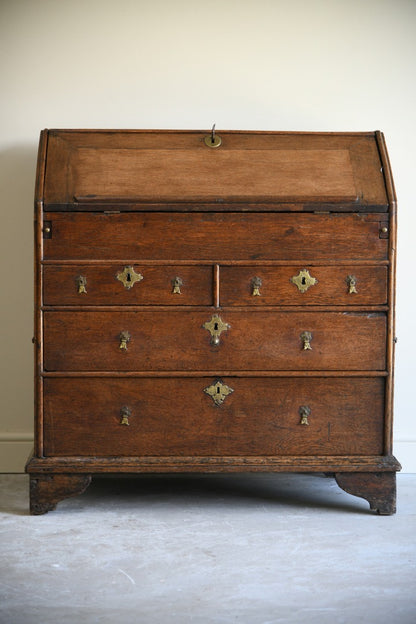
[[26, 129, 400, 514]]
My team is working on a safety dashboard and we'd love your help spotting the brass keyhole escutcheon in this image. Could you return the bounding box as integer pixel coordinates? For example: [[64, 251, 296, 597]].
[[204, 124, 222, 148], [120, 406, 131, 426], [116, 266, 143, 290], [299, 405, 311, 426], [204, 380, 234, 406], [203, 314, 230, 345], [291, 269, 318, 293]]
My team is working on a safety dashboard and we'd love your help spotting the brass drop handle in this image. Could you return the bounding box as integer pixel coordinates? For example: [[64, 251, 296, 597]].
[[251, 276, 262, 296], [172, 276, 183, 294], [347, 275, 358, 294], [119, 330, 131, 351], [76, 275, 87, 294], [203, 314, 230, 345], [299, 405, 311, 426], [300, 331, 313, 350], [120, 406, 131, 426]]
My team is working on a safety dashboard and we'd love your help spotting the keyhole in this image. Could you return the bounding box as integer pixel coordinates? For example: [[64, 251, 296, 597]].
[[301, 276, 306, 285], [126, 272, 131, 282], [217, 386, 220, 394], [214, 322, 219, 331]]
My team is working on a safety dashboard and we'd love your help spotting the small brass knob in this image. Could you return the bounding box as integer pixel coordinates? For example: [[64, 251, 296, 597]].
[[119, 330, 131, 351], [251, 276, 262, 296], [172, 276, 183, 294], [44, 226, 51, 234], [346, 275, 358, 294], [120, 406, 131, 426], [300, 331, 313, 351], [299, 405, 311, 426], [76, 275, 87, 294]]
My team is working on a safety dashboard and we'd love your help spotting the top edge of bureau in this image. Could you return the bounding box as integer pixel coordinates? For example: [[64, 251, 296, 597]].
[[36, 129, 392, 212]]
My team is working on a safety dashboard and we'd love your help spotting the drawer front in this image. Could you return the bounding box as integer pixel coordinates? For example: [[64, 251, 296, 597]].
[[220, 266, 388, 306], [43, 311, 386, 372], [43, 377, 385, 457], [43, 212, 388, 261], [43, 265, 213, 306]]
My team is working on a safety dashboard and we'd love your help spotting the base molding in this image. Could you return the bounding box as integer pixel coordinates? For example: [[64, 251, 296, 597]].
[[26, 454, 402, 474]]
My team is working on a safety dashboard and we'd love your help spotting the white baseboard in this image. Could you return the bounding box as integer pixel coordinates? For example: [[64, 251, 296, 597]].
[[0, 434, 33, 473], [0, 436, 414, 473]]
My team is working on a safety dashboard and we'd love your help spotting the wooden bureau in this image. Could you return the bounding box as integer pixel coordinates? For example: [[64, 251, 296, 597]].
[[26, 129, 400, 514]]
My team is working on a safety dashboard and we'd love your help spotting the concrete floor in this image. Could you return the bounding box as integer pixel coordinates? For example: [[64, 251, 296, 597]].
[[0, 473, 415, 624]]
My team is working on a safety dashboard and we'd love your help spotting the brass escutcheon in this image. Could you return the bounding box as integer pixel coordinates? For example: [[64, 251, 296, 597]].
[[76, 275, 87, 294], [204, 124, 222, 148], [204, 380, 234, 406], [346, 275, 358, 294], [172, 276, 183, 294], [299, 405, 311, 426], [300, 331, 313, 351], [203, 314, 230, 345], [291, 269, 318, 293], [116, 266, 143, 290], [120, 406, 131, 426], [119, 330, 131, 351], [251, 276, 262, 296]]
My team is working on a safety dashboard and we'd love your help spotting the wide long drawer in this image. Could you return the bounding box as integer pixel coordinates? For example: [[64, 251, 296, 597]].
[[43, 310, 386, 371], [43, 212, 388, 261], [43, 377, 385, 457]]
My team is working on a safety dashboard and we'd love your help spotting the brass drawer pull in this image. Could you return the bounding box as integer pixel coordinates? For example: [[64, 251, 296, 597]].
[[76, 275, 87, 294], [300, 331, 312, 350], [291, 269, 318, 293], [299, 405, 311, 426], [116, 266, 143, 290], [204, 379, 234, 405], [120, 406, 131, 426], [172, 276, 183, 294], [251, 276, 262, 296], [346, 275, 358, 294], [203, 314, 230, 345], [119, 331, 131, 351]]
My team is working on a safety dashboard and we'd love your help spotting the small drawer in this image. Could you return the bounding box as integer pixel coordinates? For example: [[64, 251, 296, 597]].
[[43, 310, 386, 372], [220, 265, 388, 306], [43, 265, 213, 306], [43, 377, 384, 457]]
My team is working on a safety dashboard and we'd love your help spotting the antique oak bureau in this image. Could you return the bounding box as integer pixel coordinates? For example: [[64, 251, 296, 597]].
[[26, 129, 400, 514]]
